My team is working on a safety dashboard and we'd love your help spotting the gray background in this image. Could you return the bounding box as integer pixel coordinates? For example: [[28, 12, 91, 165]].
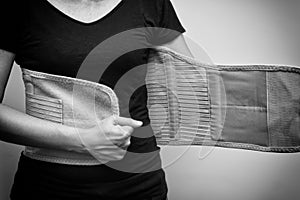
[[1, 0, 300, 199]]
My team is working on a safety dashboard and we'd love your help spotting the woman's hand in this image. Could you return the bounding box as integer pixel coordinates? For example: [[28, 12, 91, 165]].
[[77, 115, 143, 163]]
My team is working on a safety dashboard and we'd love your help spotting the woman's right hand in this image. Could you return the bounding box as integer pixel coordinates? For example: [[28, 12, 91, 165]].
[[77, 115, 143, 163]]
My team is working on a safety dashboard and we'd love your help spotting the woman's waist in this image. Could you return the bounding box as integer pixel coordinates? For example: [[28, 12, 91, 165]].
[[19, 151, 164, 183], [23, 125, 162, 175]]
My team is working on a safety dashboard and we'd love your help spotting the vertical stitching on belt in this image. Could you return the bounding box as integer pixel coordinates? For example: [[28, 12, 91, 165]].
[[266, 71, 271, 147]]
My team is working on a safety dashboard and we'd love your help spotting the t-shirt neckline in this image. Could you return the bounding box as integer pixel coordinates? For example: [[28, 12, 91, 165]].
[[44, 0, 124, 25]]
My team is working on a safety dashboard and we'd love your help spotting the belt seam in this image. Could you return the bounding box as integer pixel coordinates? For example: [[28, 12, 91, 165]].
[[23, 151, 102, 166], [266, 71, 271, 147], [154, 46, 300, 73], [157, 141, 300, 153]]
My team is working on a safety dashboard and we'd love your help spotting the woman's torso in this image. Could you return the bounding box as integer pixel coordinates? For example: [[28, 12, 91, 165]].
[[15, 0, 161, 159]]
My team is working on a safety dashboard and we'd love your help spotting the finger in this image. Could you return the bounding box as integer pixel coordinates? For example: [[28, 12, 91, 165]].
[[113, 126, 132, 143], [114, 116, 143, 128], [108, 125, 132, 138], [108, 129, 131, 148], [119, 138, 131, 150], [120, 125, 134, 136]]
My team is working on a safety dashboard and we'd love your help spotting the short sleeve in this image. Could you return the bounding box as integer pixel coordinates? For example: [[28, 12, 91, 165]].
[[0, 2, 19, 54], [142, 0, 186, 45]]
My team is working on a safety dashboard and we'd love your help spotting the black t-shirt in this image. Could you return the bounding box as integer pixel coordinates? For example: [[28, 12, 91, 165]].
[[0, 0, 185, 188], [1, 0, 185, 122], [1, 0, 185, 68]]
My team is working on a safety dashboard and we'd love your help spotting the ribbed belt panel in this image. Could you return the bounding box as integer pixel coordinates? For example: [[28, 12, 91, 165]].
[[146, 51, 210, 144]]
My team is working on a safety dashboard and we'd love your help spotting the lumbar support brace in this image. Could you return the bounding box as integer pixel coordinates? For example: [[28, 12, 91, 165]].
[[22, 46, 300, 159]]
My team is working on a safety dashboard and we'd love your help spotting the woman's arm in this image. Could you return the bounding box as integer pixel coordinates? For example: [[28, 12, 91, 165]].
[[0, 49, 85, 151], [0, 49, 142, 161]]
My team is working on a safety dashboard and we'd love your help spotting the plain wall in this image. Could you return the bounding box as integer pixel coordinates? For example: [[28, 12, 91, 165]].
[[1, 0, 300, 199]]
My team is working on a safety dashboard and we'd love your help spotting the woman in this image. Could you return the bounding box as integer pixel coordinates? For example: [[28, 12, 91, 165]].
[[0, 0, 192, 199]]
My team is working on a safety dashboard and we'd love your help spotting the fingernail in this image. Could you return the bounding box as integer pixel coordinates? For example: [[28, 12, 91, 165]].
[[136, 121, 143, 126]]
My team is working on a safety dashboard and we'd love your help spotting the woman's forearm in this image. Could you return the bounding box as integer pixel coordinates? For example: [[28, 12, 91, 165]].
[[0, 103, 82, 151]]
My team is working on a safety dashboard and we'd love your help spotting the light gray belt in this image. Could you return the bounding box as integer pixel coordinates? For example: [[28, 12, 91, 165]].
[[21, 47, 300, 165], [146, 47, 300, 153]]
